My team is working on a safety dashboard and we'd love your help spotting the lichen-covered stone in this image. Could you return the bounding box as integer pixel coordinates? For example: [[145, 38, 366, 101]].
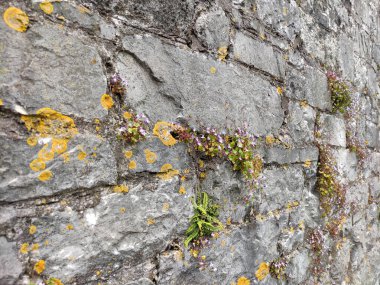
[[0, 237, 23, 285]]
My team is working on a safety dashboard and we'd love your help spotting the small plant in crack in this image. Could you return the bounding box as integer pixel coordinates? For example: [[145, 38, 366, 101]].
[[326, 70, 351, 114], [110, 73, 128, 96], [184, 191, 223, 248], [269, 256, 289, 280], [118, 110, 150, 144]]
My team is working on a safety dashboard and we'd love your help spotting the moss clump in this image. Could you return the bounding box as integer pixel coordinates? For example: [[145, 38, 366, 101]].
[[327, 71, 351, 114], [269, 256, 288, 280]]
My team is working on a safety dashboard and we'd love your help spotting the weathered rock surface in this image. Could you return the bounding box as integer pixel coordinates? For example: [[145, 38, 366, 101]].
[[0, 0, 379, 284]]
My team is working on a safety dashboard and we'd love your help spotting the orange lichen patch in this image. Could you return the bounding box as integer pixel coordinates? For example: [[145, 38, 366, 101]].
[[157, 164, 179, 181], [100, 94, 114, 110], [147, 218, 155, 225], [303, 160, 312, 168], [29, 225, 37, 235], [162, 202, 170, 212], [27, 136, 38, 147], [20, 243, 29, 254], [276, 86, 283, 95], [153, 121, 177, 146], [255, 262, 269, 281], [39, 170, 53, 182], [0, 99, 3, 106], [38, 144, 55, 162], [128, 160, 137, 170], [31, 243, 39, 251], [77, 150, 87, 161], [3, 7, 29, 32], [29, 159, 46, 172], [51, 138, 68, 155], [124, 150, 133, 159], [144, 149, 157, 164], [34, 260, 45, 274], [123, 111, 132, 120], [210, 66, 217, 74], [40, 2, 54, 14], [179, 186, 186, 194], [237, 276, 251, 285], [47, 278, 63, 285], [113, 185, 129, 193], [21, 108, 78, 139], [61, 152, 70, 163], [66, 224, 74, 230], [218, 46, 228, 61]]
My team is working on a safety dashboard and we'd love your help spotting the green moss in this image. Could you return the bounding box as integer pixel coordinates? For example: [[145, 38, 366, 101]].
[[327, 74, 351, 114]]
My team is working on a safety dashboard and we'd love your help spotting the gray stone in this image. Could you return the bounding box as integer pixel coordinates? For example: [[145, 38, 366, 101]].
[[318, 113, 346, 147], [0, 133, 117, 202], [120, 34, 284, 136], [53, 2, 100, 30], [264, 146, 319, 164], [21, 179, 192, 284], [286, 66, 332, 111], [286, 249, 310, 284], [195, 6, 230, 50], [288, 100, 316, 144], [0, 237, 23, 285], [234, 31, 285, 78], [0, 21, 107, 120], [332, 149, 358, 183]]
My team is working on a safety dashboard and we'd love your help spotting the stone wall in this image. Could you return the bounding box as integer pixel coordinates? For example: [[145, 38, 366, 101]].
[[0, 0, 379, 284]]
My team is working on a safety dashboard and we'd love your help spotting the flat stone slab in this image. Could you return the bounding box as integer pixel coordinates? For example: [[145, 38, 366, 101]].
[[0, 21, 107, 120], [120, 34, 284, 136]]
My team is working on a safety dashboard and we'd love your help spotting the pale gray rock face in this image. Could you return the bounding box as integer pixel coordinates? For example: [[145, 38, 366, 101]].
[[234, 31, 285, 78], [0, 237, 23, 285], [195, 6, 230, 50], [120, 35, 284, 136], [0, 0, 379, 284], [0, 21, 107, 120]]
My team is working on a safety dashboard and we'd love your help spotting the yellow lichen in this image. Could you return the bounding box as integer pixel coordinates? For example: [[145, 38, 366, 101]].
[[31, 243, 39, 251], [34, 260, 45, 274], [20, 243, 29, 254], [38, 144, 55, 162], [38, 170, 53, 182], [77, 150, 87, 161], [162, 202, 170, 212], [0, 99, 3, 106], [124, 150, 133, 159], [255, 262, 269, 281], [218, 46, 228, 61], [100, 94, 114, 110], [210, 66, 217, 74], [157, 164, 179, 181], [47, 278, 63, 285], [128, 160, 137, 170], [3, 7, 29, 32], [179, 186, 186, 194], [113, 185, 129, 193], [27, 136, 38, 147], [119, 207, 126, 214], [40, 2, 54, 15], [303, 160, 311, 168], [237, 276, 251, 285], [29, 225, 37, 235], [61, 152, 70, 163], [66, 224, 74, 230], [29, 159, 46, 172], [51, 138, 68, 155], [147, 218, 155, 225], [276, 86, 283, 95], [153, 121, 177, 146], [123, 111, 132, 120], [144, 149, 157, 164]]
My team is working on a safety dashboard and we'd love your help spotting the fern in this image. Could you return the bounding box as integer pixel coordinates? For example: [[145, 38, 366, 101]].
[[184, 192, 223, 247]]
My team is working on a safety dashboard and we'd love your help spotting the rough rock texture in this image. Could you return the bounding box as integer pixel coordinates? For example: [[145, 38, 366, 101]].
[[0, 0, 379, 285]]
